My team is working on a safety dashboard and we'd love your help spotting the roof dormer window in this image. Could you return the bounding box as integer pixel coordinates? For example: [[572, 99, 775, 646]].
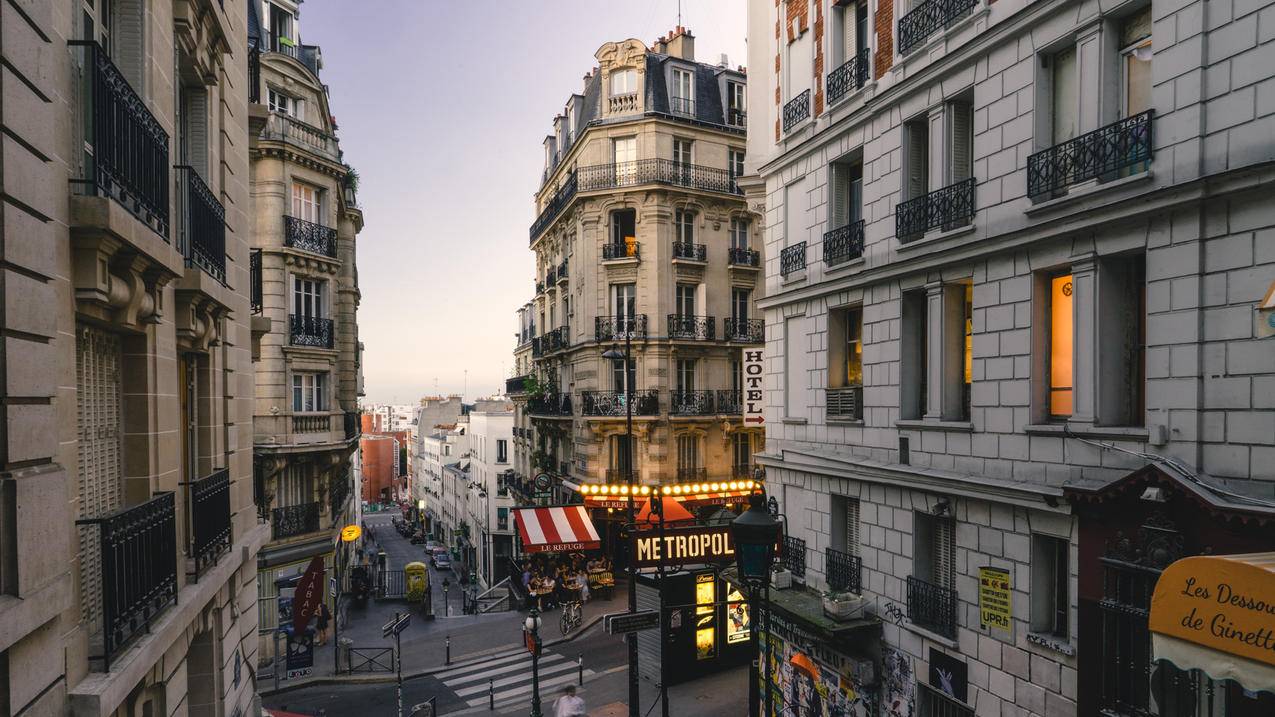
[[671, 67, 694, 116], [610, 69, 637, 96]]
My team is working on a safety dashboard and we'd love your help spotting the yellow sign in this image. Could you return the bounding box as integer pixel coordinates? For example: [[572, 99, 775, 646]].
[[1149, 553, 1275, 668], [340, 524, 362, 542], [978, 567, 1012, 632]]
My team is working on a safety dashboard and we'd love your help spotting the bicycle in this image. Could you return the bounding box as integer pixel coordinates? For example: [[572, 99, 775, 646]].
[[559, 599, 582, 635]]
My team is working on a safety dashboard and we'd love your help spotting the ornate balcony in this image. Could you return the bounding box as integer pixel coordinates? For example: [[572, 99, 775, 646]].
[[284, 215, 338, 258], [292, 414, 330, 433], [330, 468, 352, 524], [260, 113, 340, 160], [529, 171, 578, 244], [289, 314, 334, 349], [595, 315, 648, 342], [248, 39, 261, 103], [783, 89, 811, 132], [676, 466, 707, 481], [250, 249, 263, 314], [672, 241, 707, 261], [827, 48, 871, 106], [344, 411, 361, 440], [823, 220, 866, 266], [896, 177, 976, 241], [899, 0, 978, 55], [670, 390, 715, 416], [188, 468, 231, 581], [506, 375, 531, 396], [580, 390, 660, 417], [527, 392, 573, 417], [670, 97, 696, 117], [728, 108, 748, 128], [602, 242, 640, 261], [907, 576, 959, 638], [716, 390, 742, 415], [544, 326, 570, 354], [1027, 111, 1154, 199], [576, 159, 742, 195], [271, 502, 322, 541], [76, 492, 178, 671], [782, 535, 807, 577], [668, 315, 715, 341], [557, 259, 569, 283], [780, 242, 807, 276], [609, 92, 638, 115], [175, 166, 226, 283], [827, 386, 864, 421], [728, 247, 760, 267], [724, 318, 764, 343], [826, 547, 863, 594]]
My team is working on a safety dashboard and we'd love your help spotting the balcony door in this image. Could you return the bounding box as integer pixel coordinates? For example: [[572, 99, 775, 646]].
[[293, 276, 324, 320], [732, 288, 750, 323], [291, 181, 320, 223], [673, 138, 693, 185], [676, 359, 696, 392], [732, 432, 754, 473], [671, 68, 693, 113], [179, 354, 199, 484], [612, 283, 635, 322], [675, 283, 696, 317], [676, 434, 700, 476], [613, 137, 637, 185]]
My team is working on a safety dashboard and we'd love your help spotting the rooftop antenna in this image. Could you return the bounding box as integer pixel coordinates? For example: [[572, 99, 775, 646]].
[[677, 0, 682, 26]]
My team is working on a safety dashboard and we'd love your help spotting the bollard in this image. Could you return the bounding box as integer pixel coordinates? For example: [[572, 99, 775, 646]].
[[578, 653, 584, 685], [489, 679, 495, 710], [445, 635, 451, 666]]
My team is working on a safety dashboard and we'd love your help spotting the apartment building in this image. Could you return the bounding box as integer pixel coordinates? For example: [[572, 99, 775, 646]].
[[744, 0, 1275, 715], [246, 0, 363, 664], [0, 0, 267, 714], [466, 409, 517, 588], [418, 424, 468, 542], [517, 28, 766, 520]]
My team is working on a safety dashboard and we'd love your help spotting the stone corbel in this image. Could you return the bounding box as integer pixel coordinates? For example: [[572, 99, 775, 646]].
[[73, 236, 173, 328]]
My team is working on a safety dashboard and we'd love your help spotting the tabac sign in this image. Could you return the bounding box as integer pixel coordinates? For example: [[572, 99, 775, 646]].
[[742, 348, 764, 426], [632, 525, 736, 569], [1148, 553, 1275, 668]]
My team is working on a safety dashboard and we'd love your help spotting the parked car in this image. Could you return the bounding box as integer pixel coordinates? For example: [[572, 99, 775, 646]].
[[431, 548, 451, 569]]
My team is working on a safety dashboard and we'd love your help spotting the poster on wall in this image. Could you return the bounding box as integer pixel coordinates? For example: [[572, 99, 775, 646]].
[[928, 649, 968, 703], [695, 572, 717, 660], [726, 586, 750, 644], [761, 612, 873, 717], [882, 647, 916, 717], [978, 566, 1012, 632]]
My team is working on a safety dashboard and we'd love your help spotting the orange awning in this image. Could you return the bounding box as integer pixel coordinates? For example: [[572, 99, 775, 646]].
[[635, 496, 697, 524], [790, 651, 818, 679]]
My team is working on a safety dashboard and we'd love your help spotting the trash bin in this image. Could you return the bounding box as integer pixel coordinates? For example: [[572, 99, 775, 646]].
[[405, 561, 429, 604]]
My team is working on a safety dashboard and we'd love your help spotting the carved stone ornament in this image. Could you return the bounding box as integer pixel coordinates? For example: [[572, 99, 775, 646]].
[[72, 235, 176, 329]]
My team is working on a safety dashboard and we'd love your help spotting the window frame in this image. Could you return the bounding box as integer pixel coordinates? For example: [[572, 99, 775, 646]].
[[610, 68, 637, 96], [291, 181, 321, 223], [291, 372, 329, 413], [1030, 533, 1070, 639]]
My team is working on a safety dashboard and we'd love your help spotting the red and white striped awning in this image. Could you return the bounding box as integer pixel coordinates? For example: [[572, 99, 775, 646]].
[[514, 506, 601, 554]]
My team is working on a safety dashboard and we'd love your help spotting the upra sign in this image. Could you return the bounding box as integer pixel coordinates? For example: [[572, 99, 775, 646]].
[[632, 525, 736, 569]]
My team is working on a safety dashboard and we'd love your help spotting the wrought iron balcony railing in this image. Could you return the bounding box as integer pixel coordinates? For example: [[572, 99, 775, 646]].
[[188, 468, 231, 581], [827, 386, 864, 421], [716, 390, 742, 415], [70, 41, 170, 236], [827, 48, 872, 106], [284, 215, 338, 257], [605, 468, 638, 483], [544, 326, 570, 353], [780, 242, 807, 276], [557, 259, 569, 282], [329, 469, 352, 524], [907, 575, 959, 638], [602, 242, 640, 260], [576, 159, 743, 196], [250, 249, 263, 314], [896, 177, 976, 240], [826, 547, 863, 594], [782, 535, 807, 578], [76, 492, 178, 671], [271, 502, 322, 541], [676, 466, 708, 481], [546, 267, 557, 284], [899, 0, 978, 55], [670, 97, 696, 116], [732, 463, 754, 479], [728, 108, 748, 128], [783, 89, 811, 132], [670, 390, 715, 416], [344, 411, 361, 440], [506, 374, 531, 395], [580, 390, 660, 417], [530, 171, 578, 244], [1027, 111, 1154, 199], [248, 39, 262, 103], [668, 315, 716, 341], [724, 318, 764, 343], [175, 166, 226, 283], [728, 247, 760, 267], [289, 314, 334, 349], [823, 220, 866, 266], [595, 315, 648, 341], [672, 241, 707, 261], [527, 392, 573, 417], [536, 280, 545, 295]]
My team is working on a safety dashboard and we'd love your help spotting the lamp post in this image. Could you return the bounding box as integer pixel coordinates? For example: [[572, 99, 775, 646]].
[[731, 491, 781, 717], [525, 608, 544, 717], [442, 578, 450, 617], [602, 324, 639, 717]]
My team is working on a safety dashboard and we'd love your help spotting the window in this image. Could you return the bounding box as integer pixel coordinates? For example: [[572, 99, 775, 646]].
[[496, 440, 508, 464], [732, 289, 750, 323], [828, 307, 863, 388], [609, 434, 635, 472], [611, 283, 635, 320], [830, 159, 863, 228], [1049, 46, 1079, 146], [727, 82, 746, 125], [1097, 255, 1146, 426], [267, 89, 300, 117], [675, 209, 694, 243], [671, 68, 694, 115], [784, 178, 808, 249], [1121, 9, 1152, 118], [729, 149, 745, 182], [830, 494, 861, 556], [676, 359, 696, 392], [613, 137, 637, 185], [1047, 273, 1074, 418], [291, 182, 320, 223], [947, 98, 973, 185], [913, 512, 955, 589], [1031, 534, 1069, 638], [900, 291, 928, 420], [729, 218, 749, 250], [903, 117, 929, 203], [784, 316, 810, 418], [292, 373, 328, 412], [962, 284, 973, 420], [675, 283, 696, 316], [278, 464, 314, 508], [178, 84, 209, 176], [611, 357, 635, 393], [497, 507, 509, 531], [673, 139, 693, 185], [731, 432, 754, 473], [676, 434, 700, 472], [832, 1, 868, 67], [610, 69, 637, 95], [610, 209, 637, 253], [293, 276, 324, 318]]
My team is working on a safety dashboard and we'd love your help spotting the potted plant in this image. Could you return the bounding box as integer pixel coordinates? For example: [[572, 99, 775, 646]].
[[770, 562, 793, 590], [822, 589, 865, 621]]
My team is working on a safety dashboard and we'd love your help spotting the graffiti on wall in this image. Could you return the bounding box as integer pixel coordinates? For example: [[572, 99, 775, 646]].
[[882, 647, 916, 717], [762, 623, 872, 717]]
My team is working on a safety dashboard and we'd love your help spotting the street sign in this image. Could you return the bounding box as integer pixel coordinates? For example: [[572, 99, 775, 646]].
[[534, 473, 552, 491], [382, 612, 411, 638], [341, 524, 363, 542], [291, 556, 326, 633], [742, 348, 764, 425], [630, 525, 738, 569], [604, 610, 660, 635]]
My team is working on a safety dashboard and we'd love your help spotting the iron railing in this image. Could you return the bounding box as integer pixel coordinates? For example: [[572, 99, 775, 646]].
[[906, 575, 959, 638], [527, 392, 573, 417], [530, 171, 578, 244], [284, 215, 338, 257], [827, 386, 864, 421], [580, 390, 660, 417], [728, 247, 760, 267], [250, 249, 263, 313], [728, 108, 748, 128], [77, 492, 178, 671], [823, 220, 866, 266], [602, 242, 640, 260], [827, 48, 871, 106], [825, 547, 863, 594], [506, 375, 531, 395], [248, 39, 261, 103], [732, 463, 754, 479], [780, 242, 807, 276], [605, 468, 638, 483], [543, 326, 570, 353], [783, 89, 811, 132], [289, 314, 335, 348], [70, 41, 170, 236], [899, 0, 978, 55], [670, 390, 715, 416], [1027, 110, 1154, 199], [576, 159, 743, 195], [188, 469, 231, 580], [676, 466, 708, 481], [595, 315, 648, 341], [782, 535, 807, 578], [344, 411, 361, 440], [724, 318, 764, 343], [670, 97, 696, 116], [330, 469, 351, 523], [557, 259, 569, 281], [896, 177, 976, 240], [271, 502, 321, 540], [378, 570, 407, 599], [668, 315, 716, 341], [536, 280, 545, 295], [672, 241, 707, 261], [917, 684, 976, 717], [174, 165, 226, 283], [546, 267, 557, 284], [716, 390, 742, 415]]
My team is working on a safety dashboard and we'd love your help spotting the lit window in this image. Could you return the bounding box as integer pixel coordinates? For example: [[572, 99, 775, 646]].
[[1049, 274, 1074, 418]]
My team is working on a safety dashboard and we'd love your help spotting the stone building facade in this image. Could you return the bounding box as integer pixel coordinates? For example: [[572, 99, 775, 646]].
[[245, 0, 363, 664], [520, 29, 765, 511], [744, 0, 1275, 715], [0, 0, 268, 714], [466, 409, 517, 588]]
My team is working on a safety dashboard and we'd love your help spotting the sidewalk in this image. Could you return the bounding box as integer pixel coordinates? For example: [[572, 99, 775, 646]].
[[487, 662, 750, 717]]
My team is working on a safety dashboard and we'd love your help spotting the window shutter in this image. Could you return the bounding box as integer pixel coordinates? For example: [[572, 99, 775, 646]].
[[846, 498, 860, 556], [1052, 47, 1079, 143], [906, 123, 928, 201], [830, 164, 849, 228], [933, 517, 955, 588], [948, 101, 973, 183]]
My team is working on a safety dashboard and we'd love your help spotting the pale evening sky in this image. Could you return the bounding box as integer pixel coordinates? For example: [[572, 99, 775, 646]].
[[302, 1, 748, 405]]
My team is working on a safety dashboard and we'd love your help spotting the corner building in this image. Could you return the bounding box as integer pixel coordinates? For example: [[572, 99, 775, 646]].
[[745, 0, 1275, 716]]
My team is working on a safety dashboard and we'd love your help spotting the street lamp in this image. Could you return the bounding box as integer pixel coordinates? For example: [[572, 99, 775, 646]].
[[601, 331, 639, 717], [442, 577, 450, 617], [525, 608, 544, 717], [731, 491, 781, 717]]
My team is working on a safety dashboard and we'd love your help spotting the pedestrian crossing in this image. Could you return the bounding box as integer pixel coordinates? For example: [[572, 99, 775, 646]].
[[435, 647, 596, 710]]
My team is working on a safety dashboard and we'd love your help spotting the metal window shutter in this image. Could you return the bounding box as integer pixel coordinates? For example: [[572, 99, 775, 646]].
[[636, 580, 662, 683], [830, 164, 849, 228], [948, 101, 973, 183], [933, 517, 955, 588], [907, 123, 928, 201], [846, 498, 860, 556], [1052, 47, 1079, 143], [76, 325, 124, 637]]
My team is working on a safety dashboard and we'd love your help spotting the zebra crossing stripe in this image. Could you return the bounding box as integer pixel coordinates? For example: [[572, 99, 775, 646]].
[[471, 670, 596, 709], [452, 658, 576, 697], [433, 650, 547, 681], [441, 653, 567, 687]]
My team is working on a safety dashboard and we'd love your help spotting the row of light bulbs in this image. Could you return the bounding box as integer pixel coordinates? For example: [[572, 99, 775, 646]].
[[581, 480, 761, 496]]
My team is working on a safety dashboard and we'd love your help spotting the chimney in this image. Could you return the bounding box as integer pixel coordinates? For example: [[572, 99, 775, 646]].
[[665, 26, 695, 62]]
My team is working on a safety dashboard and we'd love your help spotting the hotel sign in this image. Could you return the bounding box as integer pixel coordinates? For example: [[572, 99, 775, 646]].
[[632, 525, 736, 569], [1149, 554, 1275, 668], [742, 348, 764, 426]]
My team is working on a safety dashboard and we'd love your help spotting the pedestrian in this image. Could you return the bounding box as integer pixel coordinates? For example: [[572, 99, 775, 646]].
[[315, 602, 331, 645], [553, 685, 586, 717]]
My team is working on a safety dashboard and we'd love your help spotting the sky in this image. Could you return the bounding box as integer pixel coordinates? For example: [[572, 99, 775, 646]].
[[302, 1, 748, 405]]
